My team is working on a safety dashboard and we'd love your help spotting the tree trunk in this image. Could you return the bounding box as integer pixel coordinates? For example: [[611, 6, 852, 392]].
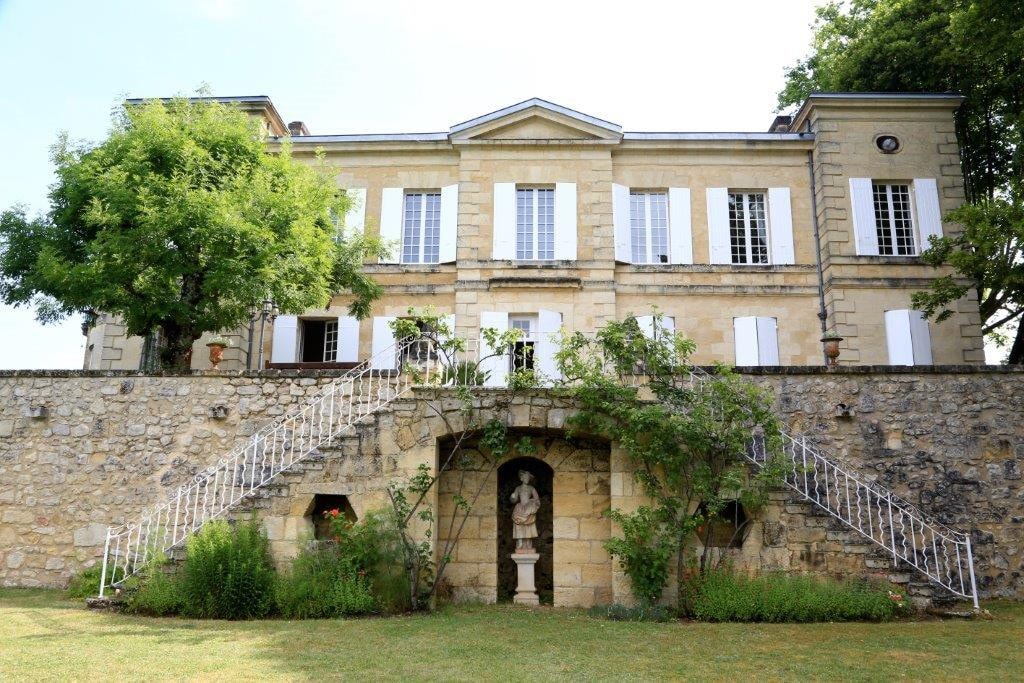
[[159, 323, 198, 372], [1007, 323, 1024, 365]]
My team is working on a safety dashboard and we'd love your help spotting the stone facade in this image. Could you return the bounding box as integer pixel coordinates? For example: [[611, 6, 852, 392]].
[[1, 368, 1020, 606], [85, 94, 983, 372]]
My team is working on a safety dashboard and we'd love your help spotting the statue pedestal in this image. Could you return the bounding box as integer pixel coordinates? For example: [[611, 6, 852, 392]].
[[511, 552, 540, 605]]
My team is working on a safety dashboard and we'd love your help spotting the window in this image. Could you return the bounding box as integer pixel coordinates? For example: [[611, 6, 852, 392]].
[[516, 187, 555, 260], [728, 192, 769, 264], [885, 309, 932, 365], [402, 192, 441, 263], [697, 501, 748, 548], [630, 191, 669, 264], [509, 315, 537, 372], [872, 183, 916, 255], [300, 319, 338, 362]]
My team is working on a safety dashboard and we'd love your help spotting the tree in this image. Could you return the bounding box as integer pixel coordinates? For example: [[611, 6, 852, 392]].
[[0, 97, 382, 370], [778, 0, 1024, 361], [555, 314, 787, 611], [911, 200, 1024, 362]]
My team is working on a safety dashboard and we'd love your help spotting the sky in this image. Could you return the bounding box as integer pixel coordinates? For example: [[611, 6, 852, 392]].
[[0, 0, 946, 369]]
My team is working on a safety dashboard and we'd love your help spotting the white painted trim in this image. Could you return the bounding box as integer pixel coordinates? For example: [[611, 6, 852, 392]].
[[536, 309, 563, 382], [492, 183, 516, 260], [768, 187, 794, 265], [885, 310, 915, 366], [850, 178, 879, 256], [479, 311, 509, 387], [554, 182, 577, 260], [439, 183, 459, 263], [612, 183, 632, 263], [270, 315, 299, 364], [343, 188, 366, 235], [337, 316, 360, 363], [371, 316, 398, 370], [733, 316, 759, 366], [378, 187, 403, 263], [668, 187, 692, 264], [450, 97, 622, 135], [707, 188, 731, 264], [913, 178, 943, 247]]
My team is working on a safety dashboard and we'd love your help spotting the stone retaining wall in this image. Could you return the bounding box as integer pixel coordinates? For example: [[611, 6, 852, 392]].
[[0, 367, 1021, 601]]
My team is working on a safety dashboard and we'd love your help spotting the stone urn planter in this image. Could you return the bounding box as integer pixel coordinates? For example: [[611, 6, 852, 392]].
[[821, 331, 843, 367], [206, 337, 231, 371]]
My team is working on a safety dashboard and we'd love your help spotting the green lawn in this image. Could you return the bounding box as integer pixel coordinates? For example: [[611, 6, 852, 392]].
[[1, 589, 1021, 681]]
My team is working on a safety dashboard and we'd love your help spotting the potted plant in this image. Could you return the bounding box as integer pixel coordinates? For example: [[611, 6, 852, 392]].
[[820, 330, 844, 367], [206, 335, 231, 371]]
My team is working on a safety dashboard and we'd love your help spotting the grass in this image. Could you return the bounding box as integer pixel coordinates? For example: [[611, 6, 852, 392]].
[[1, 589, 1022, 681]]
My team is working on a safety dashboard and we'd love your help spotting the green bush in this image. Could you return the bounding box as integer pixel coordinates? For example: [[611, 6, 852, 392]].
[[275, 544, 376, 619], [178, 519, 276, 620], [122, 557, 184, 616], [328, 509, 410, 613], [689, 569, 910, 623], [604, 506, 674, 606], [66, 564, 125, 600]]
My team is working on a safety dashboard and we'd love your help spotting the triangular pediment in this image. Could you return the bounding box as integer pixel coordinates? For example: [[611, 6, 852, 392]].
[[449, 98, 622, 143]]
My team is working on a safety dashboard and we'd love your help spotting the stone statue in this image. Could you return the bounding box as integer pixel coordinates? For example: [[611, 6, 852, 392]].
[[510, 470, 540, 553]]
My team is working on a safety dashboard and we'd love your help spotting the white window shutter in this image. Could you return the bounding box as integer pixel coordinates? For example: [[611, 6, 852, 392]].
[[635, 315, 655, 339], [909, 310, 933, 365], [884, 310, 914, 366], [371, 316, 398, 370], [661, 315, 676, 336], [479, 311, 509, 387], [756, 317, 780, 365], [492, 183, 516, 260], [849, 178, 879, 255], [554, 182, 578, 260], [337, 315, 360, 363], [733, 316, 759, 366], [439, 183, 459, 263], [612, 183, 632, 263], [668, 187, 692, 264], [536, 309, 563, 383], [379, 187, 404, 263], [343, 188, 366, 235], [270, 315, 299, 364], [707, 188, 731, 264], [768, 187, 794, 265], [913, 178, 943, 247]]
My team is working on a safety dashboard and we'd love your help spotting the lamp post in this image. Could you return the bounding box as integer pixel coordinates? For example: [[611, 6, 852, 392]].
[[246, 299, 279, 370]]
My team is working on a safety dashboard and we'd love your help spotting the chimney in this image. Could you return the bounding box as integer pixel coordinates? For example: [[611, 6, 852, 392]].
[[287, 120, 310, 136], [767, 115, 792, 133]]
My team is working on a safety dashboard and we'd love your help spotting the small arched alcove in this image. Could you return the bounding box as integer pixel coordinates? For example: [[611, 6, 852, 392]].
[[305, 494, 357, 540], [497, 457, 554, 604]]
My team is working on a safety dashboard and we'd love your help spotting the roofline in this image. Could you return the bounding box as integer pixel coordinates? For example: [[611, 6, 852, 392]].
[[791, 91, 964, 131], [449, 97, 622, 135], [278, 131, 813, 145], [124, 95, 288, 135], [622, 132, 813, 141], [280, 132, 449, 143]]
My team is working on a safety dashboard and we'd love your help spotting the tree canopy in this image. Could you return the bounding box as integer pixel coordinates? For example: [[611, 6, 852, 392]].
[[779, 0, 1024, 362], [0, 97, 381, 370]]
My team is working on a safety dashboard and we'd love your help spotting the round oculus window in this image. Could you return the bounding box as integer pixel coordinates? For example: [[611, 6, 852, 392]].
[[876, 135, 901, 153]]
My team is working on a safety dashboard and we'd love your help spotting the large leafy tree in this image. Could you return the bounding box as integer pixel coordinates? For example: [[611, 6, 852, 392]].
[[0, 97, 381, 370], [778, 0, 1024, 361]]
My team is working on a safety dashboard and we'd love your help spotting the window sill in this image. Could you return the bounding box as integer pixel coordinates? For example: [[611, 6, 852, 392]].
[[847, 255, 923, 264]]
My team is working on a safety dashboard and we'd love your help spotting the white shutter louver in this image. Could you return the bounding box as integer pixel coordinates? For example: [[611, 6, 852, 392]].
[[270, 315, 299, 364], [479, 311, 509, 387], [913, 178, 943, 247], [768, 187, 795, 265], [707, 187, 731, 264], [379, 187, 404, 263], [733, 316, 779, 366], [885, 309, 932, 366], [492, 183, 516, 260], [371, 316, 398, 370], [554, 182, 578, 260], [612, 183, 632, 263], [337, 315, 360, 363], [536, 309, 563, 383], [668, 187, 692, 264], [343, 188, 366, 235], [439, 183, 459, 263], [849, 178, 879, 256]]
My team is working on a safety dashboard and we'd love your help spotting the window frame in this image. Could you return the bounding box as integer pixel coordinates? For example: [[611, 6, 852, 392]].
[[871, 181, 918, 256], [401, 190, 442, 264], [727, 190, 771, 265], [629, 190, 670, 264], [515, 186, 556, 261], [508, 314, 538, 372]]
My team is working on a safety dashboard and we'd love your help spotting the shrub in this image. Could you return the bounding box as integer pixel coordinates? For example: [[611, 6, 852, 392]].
[[275, 544, 376, 619], [122, 557, 184, 616], [328, 509, 410, 613], [604, 506, 674, 606], [178, 519, 276, 620], [65, 564, 125, 600], [689, 569, 910, 623]]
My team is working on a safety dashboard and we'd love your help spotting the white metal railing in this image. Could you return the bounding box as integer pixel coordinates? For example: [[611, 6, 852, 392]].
[[98, 335, 978, 608], [98, 337, 484, 596]]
